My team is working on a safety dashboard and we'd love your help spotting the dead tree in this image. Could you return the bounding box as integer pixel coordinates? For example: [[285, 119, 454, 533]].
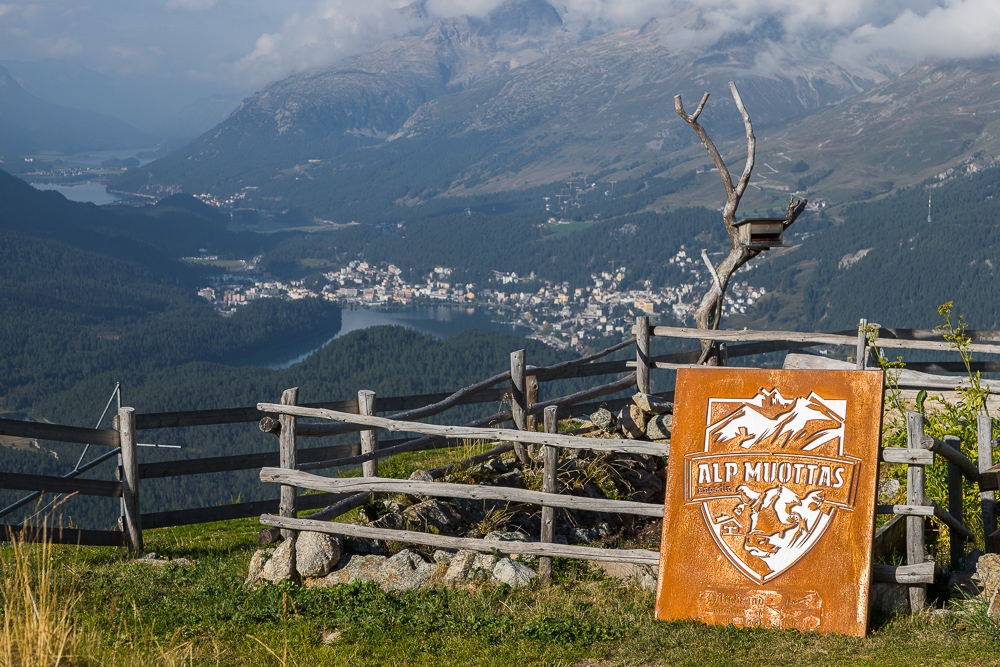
[[675, 81, 807, 364]]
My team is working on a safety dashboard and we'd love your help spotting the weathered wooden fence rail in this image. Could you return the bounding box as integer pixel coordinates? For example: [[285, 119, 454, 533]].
[[1, 320, 997, 605]]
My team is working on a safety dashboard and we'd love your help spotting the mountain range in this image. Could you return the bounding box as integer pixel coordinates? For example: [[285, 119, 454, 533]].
[[0, 65, 151, 158], [112, 0, 926, 214]]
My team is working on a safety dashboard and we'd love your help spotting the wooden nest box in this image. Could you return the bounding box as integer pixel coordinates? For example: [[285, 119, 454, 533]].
[[733, 217, 788, 249]]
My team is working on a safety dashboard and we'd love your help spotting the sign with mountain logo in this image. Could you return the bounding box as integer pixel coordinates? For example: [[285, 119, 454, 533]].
[[655, 368, 884, 636]]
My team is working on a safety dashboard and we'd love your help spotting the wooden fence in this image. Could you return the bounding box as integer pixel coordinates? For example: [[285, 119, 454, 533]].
[[0, 318, 998, 604]]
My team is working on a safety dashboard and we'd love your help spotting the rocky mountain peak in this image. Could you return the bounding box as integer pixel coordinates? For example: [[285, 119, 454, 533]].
[[487, 0, 562, 36]]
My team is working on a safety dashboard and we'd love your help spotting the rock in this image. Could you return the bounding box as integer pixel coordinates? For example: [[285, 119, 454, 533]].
[[567, 527, 592, 543], [433, 550, 453, 565], [471, 458, 508, 476], [617, 405, 646, 440], [878, 478, 901, 502], [471, 553, 497, 579], [492, 558, 536, 588], [378, 549, 438, 592], [371, 511, 406, 531], [590, 408, 616, 434], [321, 630, 342, 645], [623, 467, 665, 503], [443, 550, 478, 585], [407, 469, 435, 502], [348, 537, 385, 555], [975, 553, 1000, 597], [295, 531, 343, 578], [246, 548, 274, 586], [307, 549, 437, 592], [645, 414, 672, 441], [618, 405, 647, 439], [486, 470, 524, 488], [261, 537, 297, 583], [633, 393, 673, 415], [134, 553, 192, 567], [975, 553, 1000, 620], [308, 554, 386, 588], [381, 499, 405, 514], [409, 469, 434, 483], [403, 499, 464, 531], [484, 531, 534, 560], [638, 573, 657, 593], [869, 582, 909, 619]]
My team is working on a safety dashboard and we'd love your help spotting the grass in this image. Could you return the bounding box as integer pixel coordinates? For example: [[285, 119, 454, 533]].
[[4, 437, 999, 665], [1, 523, 89, 666], [0, 513, 996, 666]]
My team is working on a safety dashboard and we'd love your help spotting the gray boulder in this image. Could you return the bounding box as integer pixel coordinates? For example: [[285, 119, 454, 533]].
[[307, 549, 438, 592], [492, 558, 536, 588], [261, 538, 296, 583], [632, 393, 673, 415], [590, 408, 616, 434], [975, 553, 1000, 620], [403, 499, 464, 531], [618, 405, 646, 439], [295, 531, 343, 578], [407, 469, 435, 502], [378, 549, 439, 592], [245, 548, 273, 586], [645, 414, 672, 441]]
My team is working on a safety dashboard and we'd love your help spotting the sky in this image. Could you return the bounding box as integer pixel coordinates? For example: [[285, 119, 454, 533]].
[[2, 1, 999, 136]]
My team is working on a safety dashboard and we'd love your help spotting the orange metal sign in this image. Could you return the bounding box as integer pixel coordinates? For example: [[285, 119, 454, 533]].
[[656, 368, 884, 636]]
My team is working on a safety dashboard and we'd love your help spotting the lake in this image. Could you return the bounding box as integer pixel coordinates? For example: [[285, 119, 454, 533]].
[[236, 305, 528, 369], [34, 181, 129, 205], [30, 147, 159, 204]]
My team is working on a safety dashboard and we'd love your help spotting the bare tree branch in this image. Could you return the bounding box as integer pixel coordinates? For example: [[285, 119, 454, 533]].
[[676, 81, 808, 365]]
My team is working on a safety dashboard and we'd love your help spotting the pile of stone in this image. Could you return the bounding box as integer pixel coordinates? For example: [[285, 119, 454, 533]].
[[247, 531, 545, 591], [589, 392, 673, 443], [245, 397, 670, 592]]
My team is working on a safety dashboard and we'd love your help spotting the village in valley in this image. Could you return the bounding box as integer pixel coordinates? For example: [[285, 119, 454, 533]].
[[194, 247, 767, 352]]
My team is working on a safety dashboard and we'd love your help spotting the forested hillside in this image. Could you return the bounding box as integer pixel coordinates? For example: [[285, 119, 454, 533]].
[[745, 166, 1000, 331], [0, 327, 579, 529]]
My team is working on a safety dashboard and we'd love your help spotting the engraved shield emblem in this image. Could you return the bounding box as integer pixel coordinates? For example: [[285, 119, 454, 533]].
[[684, 388, 861, 584]]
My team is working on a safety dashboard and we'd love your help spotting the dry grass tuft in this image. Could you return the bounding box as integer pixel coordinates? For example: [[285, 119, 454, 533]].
[[0, 523, 88, 667]]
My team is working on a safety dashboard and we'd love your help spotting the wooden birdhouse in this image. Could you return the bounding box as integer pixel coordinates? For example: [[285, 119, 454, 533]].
[[733, 217, 787, 249]]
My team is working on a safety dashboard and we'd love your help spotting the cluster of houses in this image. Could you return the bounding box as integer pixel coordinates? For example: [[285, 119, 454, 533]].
[[196, 249, 766, 353]]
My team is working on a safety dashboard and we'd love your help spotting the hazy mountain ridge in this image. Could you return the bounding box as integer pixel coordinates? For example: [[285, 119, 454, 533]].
[[0, 65, 151, 157], [117, 2, 899, 206]]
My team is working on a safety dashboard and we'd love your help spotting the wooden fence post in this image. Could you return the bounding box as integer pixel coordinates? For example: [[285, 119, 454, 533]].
[[510, 349, 530, 465], [360, 390, 378, 477], [279, 387, 299, 541], [636, 316, 650, 394], [526, 376, 539, 433], [856, 318, 868, 370], [118, 406, 142, 552], [978, 414, 997, 552], [906, 411, 928, 611], [539, 405, 558, 586], [945, 434, 965, 568]]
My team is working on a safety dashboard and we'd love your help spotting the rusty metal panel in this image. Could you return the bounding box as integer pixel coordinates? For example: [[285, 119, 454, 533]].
[[656, 368, 884, 636]]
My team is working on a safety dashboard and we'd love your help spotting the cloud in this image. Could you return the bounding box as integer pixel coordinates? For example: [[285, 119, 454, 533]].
[[424, 0, 506, 17], [234, 1, 417, 85], [833, 0, 1000, 63], [165, 0, 217, 10]]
